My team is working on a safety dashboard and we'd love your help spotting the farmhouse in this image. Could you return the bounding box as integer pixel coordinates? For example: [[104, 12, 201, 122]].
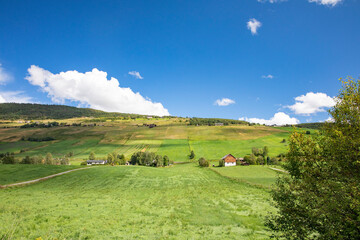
[[222, 154, 236, 167], [215, 122, 224, 126], [87, 160, 106, 165]]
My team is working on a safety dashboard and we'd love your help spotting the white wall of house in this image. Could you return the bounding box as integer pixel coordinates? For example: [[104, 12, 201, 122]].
[[225, 162, 236, 167]]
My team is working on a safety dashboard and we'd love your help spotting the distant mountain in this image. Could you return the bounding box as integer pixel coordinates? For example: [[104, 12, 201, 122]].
[[0, 103, 148, 120]]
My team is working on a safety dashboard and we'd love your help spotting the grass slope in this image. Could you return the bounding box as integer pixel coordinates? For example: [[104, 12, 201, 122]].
[[0, 165, 83, 185], [211, 165, 282, 189], [0, 164, 273, 239]]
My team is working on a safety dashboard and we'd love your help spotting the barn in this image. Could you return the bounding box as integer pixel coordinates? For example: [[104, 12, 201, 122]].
[[222, 154, 236, 167]]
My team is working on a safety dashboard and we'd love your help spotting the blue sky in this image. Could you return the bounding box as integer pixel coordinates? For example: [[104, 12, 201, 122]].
[[0, 0, 359, 124]]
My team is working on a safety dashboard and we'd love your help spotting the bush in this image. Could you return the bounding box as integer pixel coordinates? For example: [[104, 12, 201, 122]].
[[198, 157, 209, 167], [189, 150, 195, 159], [80, 161, 87, 165], [0, 152, 16, 164], [219, 159, 225, 167]]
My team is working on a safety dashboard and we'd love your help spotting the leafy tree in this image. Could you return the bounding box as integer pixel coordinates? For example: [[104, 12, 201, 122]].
[[89, 152, 96, 160], [1, 152, 16, 164], [21, 156, 32, 164], [218, 159, 225, 167], [163, 155, 169, 166], [266, 77, 360, 239], [198, 157, 209, 167], [45, 153, 54, 165], [262, 146, 269, 157], [107, 153, 114, 165], [189, 150, 195, 159]]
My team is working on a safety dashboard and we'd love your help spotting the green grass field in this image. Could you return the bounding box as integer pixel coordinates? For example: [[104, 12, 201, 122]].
[[0, 164, 84, 185], [0, 120, 294, 164], [0, 164, 275, 239], [210, 165, 283, 189]]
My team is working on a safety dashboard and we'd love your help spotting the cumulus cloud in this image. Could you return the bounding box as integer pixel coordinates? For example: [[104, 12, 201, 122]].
[[262, 74, 274, 79], [239, 112, 299, 126], [287, 92, 335, 115], [308, 0, 343, 7], [25, 65, 170, 116], [325, 116, 334, 122], [247, 18, 262, 35], [128, 71, 143, 79], [0, 63, 12, 85], [214, 98, 236, 106], [0, 91, 32, 103]]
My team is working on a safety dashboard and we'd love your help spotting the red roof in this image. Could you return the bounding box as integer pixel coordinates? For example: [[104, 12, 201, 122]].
[[222, 154, 236, 163]]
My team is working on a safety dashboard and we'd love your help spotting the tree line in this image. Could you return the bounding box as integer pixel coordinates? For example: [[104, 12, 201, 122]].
[[0, 152, 71, 165]]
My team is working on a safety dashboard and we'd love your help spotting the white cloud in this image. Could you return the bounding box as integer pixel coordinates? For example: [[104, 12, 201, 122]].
[[308, 0, 343, 7], [325, 116, 334, 122], [262, 74, 274, 79], [128, 71, 143, 79], [287, 92, 335, 115], [25, 65, 170, 116], [214, 98, 235, 106], [239, 112, 299, 126], [247, 18, 262, 35], [0, 63, 12, 85], [0, 91, 32, 103]]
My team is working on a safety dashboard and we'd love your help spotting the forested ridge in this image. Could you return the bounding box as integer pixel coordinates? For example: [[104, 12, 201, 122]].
[[0, 103, 149, 120]]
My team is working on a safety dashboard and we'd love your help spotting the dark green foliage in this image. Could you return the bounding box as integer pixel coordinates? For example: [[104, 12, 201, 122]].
[[163, 155, 169, 166], [0, 152, 16, 164], [189, 150, 195, 159], [198, 157, 209, 167], [25, 136, 55, 142], [219, 159, 225, 167], [130, 151, 170, 167], [305, 130, 311, 134], [0, 103, 152, 120], [189, 117, 247, 126], [267, 77, 360, 239], [20, 121, 59, 128], [280, 139, 286, 143]]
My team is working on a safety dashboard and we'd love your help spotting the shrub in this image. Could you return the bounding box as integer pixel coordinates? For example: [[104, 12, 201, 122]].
[[189, 150, 195, 159], [80, 161, 87, 165], [198, 157, 209, 167], [219, 159, 225, 167]]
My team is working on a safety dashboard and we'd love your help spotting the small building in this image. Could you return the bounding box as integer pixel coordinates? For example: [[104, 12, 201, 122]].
[[87, 160, 106, 165], [222, 154, 236, 167], [215, 123, 224, 126]]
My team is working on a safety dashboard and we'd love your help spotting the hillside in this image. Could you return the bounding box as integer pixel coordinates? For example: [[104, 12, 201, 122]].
[[0, 103, 150, 120]]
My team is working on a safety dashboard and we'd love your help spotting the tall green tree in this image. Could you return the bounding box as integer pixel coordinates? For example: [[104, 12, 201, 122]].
[[89, 152, 96, 160], [266, 77, 360, 239]]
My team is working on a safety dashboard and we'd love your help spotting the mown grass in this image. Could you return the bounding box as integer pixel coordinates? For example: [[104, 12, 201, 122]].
[[210, 165, 283, 189], [157, 139, 191, 162], [190, 132, 289, 160], [0, 164, 83, 185], [0, 164, 273, 239]]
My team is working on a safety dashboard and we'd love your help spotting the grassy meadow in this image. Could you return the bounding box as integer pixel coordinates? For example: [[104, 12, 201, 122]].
[[0, 164, 84, 185], [0, 118, 293, 163], [0, 163, 277, 239]]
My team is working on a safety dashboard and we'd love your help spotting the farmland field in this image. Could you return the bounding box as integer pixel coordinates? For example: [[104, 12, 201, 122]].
[[0, 164, 275, 239], [0, 119, 295, 164]]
